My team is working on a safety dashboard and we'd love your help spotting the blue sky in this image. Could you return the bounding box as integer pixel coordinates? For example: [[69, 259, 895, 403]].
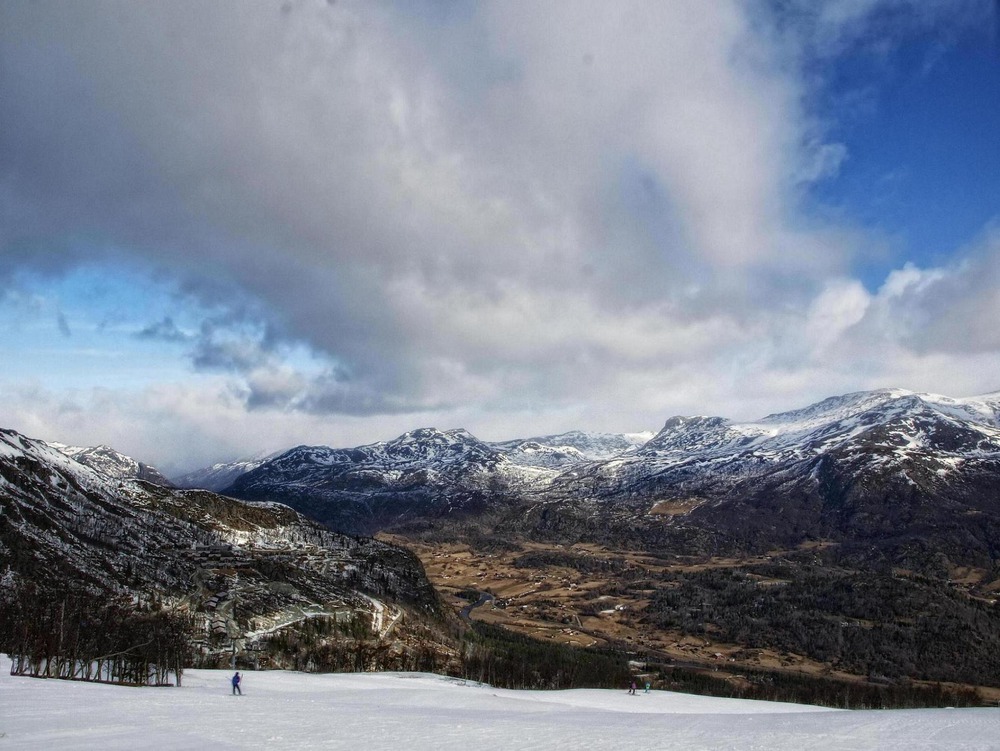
[[808, 19, 1000, 281], [1, 266, 191, 390], [1, 0, 998, 474]]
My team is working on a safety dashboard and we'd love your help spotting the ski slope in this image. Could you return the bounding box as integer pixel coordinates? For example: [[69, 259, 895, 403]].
[[2, 659, 998, 750]]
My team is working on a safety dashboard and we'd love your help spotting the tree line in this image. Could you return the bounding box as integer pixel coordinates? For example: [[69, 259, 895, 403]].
[[458, 621, 631, 690], [1, 583, 191, 686]]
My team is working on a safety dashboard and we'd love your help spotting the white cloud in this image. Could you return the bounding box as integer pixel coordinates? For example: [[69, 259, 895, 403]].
[[804, 278, 871, 353], [0, 0, 997, 468]]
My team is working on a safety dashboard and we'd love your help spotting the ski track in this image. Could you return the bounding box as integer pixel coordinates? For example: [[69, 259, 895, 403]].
[[3, 658, 1000, 750]]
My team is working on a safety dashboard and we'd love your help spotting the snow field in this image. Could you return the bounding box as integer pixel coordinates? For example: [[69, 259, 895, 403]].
[[3, 658, 1000, 750]]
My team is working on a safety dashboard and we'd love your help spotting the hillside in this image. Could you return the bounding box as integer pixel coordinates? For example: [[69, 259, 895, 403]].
[[49, 442, 175, 487], [529, 388, 1000, 569], [0, 427, 449, 671], [20, 388, 1000, 693]]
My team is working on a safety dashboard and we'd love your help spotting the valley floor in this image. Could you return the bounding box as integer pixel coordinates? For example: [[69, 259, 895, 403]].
[[2, 658, 999, 750], [390, 535, 1000, 703]]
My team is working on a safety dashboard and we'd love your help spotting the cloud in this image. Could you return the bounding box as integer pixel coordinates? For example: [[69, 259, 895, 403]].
[[1, 5, 828, 309], [769, 0, 990, 58], [255, 367, 448, 417], [804, 278, 871, 353], [0, 379, 345, 476], [56, 311, 71, 338], [191, 325, 271, 373], [135, 316, 189, 343], [855, 226, 1000, 355], [0, 0, 997, 468]]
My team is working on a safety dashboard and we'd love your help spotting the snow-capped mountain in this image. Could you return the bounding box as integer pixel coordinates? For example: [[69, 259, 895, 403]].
[[179, 388, 1000, 570], [179, 430, 650, 490], [225, 428, 551, 535], [49, 441, 174, 487], [172, 450, 281, 491], [556, 388, 1000, 493], [530, 389, 1000, 570], [216, 389, 1000, 565], [492, 430, 653, 469], [0, 427, 445, 668], [645, 388, 1000, 462], [236, 428, 517, 488]]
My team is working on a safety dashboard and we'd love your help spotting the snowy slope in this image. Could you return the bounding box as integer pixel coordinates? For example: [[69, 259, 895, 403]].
[[225, 428, 552, 534], [2, 657, 997, 751], [492, 430, 653, 469], [172, 450, 281, 491], [49, 441, 174, 487]]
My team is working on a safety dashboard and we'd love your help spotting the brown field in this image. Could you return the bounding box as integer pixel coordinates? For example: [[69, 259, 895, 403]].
[[381, 533, 1000, 702]]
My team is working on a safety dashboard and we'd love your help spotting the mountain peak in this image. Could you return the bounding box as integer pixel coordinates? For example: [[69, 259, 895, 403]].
[[396, 427, 477, 443], [49, 441, 174, 487]]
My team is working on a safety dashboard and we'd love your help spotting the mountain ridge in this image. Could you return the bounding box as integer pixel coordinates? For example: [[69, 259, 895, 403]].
[[207, 388, 1000, 573], [48, 441, 175, 487]]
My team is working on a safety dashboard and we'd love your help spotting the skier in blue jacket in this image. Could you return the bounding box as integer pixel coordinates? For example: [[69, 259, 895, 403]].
[[232, 671, 242, 695]]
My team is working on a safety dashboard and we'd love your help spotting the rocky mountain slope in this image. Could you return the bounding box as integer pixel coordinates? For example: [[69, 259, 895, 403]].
[[225, 428, 556, 535], [492, 430, 653, 469], [172, 450, 280, 492], [217, 429, 653, 535], [50, 442, 174, 487], [528, 388, 1000, 571], [0, 427, 448, 668], [219, 389, 1000, 573]]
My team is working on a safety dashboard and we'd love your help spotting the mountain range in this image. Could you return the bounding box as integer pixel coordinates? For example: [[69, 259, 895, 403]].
[[196, 388, 1000, 574], [532, 388, 1000, 569], [8, 386, 1000, 689], [25, 387, 1000, 573]]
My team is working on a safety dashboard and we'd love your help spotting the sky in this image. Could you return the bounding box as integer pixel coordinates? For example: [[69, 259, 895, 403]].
[[1, 0, 999, 475], [4, 656, 999, 750]]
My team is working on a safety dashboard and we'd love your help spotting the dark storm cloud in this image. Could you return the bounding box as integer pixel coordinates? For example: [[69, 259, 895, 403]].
[[244, 366, 444, 416], [2, 1, 434, 396]]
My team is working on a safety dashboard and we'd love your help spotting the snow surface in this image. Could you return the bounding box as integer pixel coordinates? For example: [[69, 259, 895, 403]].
[[2, 658, 998, 750]]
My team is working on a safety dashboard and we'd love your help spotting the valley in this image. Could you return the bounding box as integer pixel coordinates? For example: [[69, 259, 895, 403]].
[[8, 386, 1000, 706], [388, 533, 1000, 702]]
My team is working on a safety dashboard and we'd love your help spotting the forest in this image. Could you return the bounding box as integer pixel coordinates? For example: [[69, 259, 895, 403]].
[[642, 562, 1000, 687], [1, 583, 191, 686]]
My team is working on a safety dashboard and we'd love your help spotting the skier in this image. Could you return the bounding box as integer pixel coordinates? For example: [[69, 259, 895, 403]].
[[628, 680, 637, 695], [644, 681, 651, 694], [232, 671, 242, 695]]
